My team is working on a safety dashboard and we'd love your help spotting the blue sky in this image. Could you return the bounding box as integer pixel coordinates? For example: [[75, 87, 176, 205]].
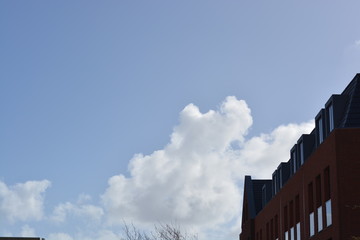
[[1, 1, 359, 240]]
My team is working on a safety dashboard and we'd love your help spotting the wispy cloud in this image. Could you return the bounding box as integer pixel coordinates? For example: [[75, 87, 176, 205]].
[[51, 199, 104, 223]]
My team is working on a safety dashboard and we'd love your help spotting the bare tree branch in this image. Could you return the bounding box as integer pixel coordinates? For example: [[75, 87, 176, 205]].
[[121, 222, 198, 240]]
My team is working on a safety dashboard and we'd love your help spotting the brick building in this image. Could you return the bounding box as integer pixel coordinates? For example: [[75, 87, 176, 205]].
[[240, 74, 360, 240]]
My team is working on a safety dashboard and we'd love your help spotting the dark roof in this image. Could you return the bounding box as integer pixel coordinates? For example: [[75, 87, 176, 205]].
[[339, 73, 360, 128], [244, 176, 272, 219]]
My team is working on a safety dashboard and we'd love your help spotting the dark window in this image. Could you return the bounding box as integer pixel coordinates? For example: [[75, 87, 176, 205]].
[[308, 182, 314, 213], [272, 173, 277, 195], [295, 195, 300, 222], [316, 175, 322, 208], [317, 117, 324, 144], [299, 141, 304, 165], [284, 205, 288, 233], [279, 166, 283, 189], [266, 222, 269, 240], [324, 167, 331, 200], [291, 150, 297, 173], [327, 104, 334, 132], [262, 185, 267, 208], [270, 218, 274, 240], [275, 215, 279, 239]]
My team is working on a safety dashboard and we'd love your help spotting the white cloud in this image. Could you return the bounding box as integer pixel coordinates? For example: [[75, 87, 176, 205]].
[[101, 96, 314, 239], [0, 180, 51, 222], [102, 97, 252, 227], [51, 201, 104, 223], [236, 122, 314, 178]]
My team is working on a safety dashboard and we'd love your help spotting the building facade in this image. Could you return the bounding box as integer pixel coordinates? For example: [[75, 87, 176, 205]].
[[240, 74, 360, 240]]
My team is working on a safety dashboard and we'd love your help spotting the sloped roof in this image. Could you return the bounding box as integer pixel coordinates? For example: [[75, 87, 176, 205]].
[[243, 176, 271, 219], [339, 73, 360, 128]]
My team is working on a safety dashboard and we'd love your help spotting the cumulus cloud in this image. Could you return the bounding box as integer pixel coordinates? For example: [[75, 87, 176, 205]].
[[101, 96, 313, 239], [236, 122, 314, 178], [102, 97, 251, 227], [0, 180, 51, 222]]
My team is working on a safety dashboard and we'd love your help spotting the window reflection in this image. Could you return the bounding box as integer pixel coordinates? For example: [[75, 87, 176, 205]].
[[318, 206, 323, 231], [309, 212, 315, 237], [326, 199, 332, 226]]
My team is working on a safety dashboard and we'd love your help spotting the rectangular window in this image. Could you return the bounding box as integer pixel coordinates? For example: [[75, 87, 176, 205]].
[[262, 185, 267, 208], [316, 175, 322, 208], [308, 182, 315, 237], [270, 218, 274, 240], [328, 104, 334, 132], [316, 175, 323, 232], [308, 182, 314, 213], [299, 142, 304, 165], [273, 174, 277, 195], [326, 199, 332, 226], [279, 167, 283, 189], [318, 117, 324, 144], [289, 201, 294, 228], [309, 212, 315, 237], [275, 215, 279, 239], [290, 227, 294, 240], [295, 195, 300, 222], [324, 167, 331, 200], [266, 222, 269, 240], [285, 231, 288, 240], [295, 195, 300, 240], [284, 206, 288, 232], [296, 222, 300, 240], [318, 206, 323, 232], [324, 167, 332, 227], [292, 151, 297, 173]]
